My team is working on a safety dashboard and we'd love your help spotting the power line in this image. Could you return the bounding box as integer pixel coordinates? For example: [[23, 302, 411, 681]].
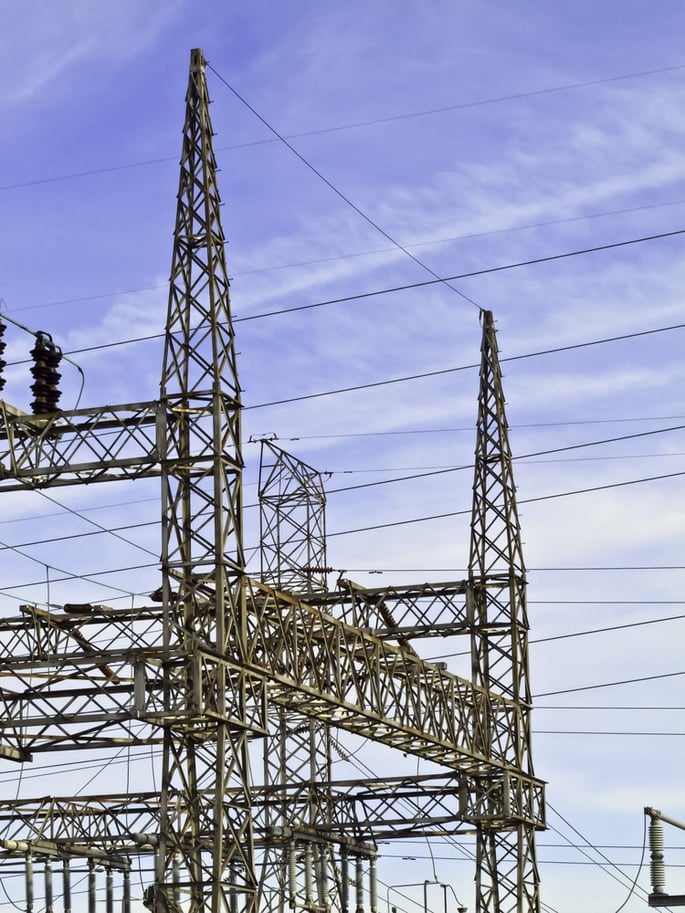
[[0, 520, 156, 553], [337, 566, 685, 573], [6, 250, 683, 368], [230, 196, 685, 279], [425, 612, 685, 663], [534, 706, 685, 712], [324, 423, 685, 494], [207, 62, 482, 311], [276, 413, 685, 441], [246, 318, 685, 411], [326, 452, 685, 479], [536, 730, 685, 736], [236, 231, 685, 331], [4, 61, 684, 193], [11, 197, 685, 318], [2, 430, 678, 561], [326, 467, 685, 537], [535, 669, 685, 698]]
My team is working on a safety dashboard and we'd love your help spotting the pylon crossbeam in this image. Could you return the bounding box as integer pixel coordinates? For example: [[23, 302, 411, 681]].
[[0, 401, 161, 489]]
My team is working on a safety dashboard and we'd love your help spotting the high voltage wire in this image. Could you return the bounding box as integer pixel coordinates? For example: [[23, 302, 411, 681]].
[[324, 422, 685, 494], [3, 61, 684, 193], [425, 612, 685, 663], [5, 260, 682, 372], [208, 54, 685, 334], [0, 419, 675, 531], [237, 234, 685, 332], [276, 413, 685, 440], [545, 810, 650, 907], [536, 669, 685, 698], [208, 60, 482, 311], [325, 452, 685, 479], [244, 318, 685, 412], [343, 567, 685, 573], [537, 730, 685, 736], [326, 467, 685, 537], [2, 424, 682, 571], [9, 196, 685, 318]]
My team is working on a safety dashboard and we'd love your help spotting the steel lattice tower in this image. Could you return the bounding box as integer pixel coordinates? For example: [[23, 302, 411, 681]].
[[469, 310, 540, 913], [157, 48, 256, 913], [0, 49, 544, 913]]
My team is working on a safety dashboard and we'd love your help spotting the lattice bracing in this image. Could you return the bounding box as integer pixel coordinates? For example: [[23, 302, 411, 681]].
[[0, 52, 544, 913]]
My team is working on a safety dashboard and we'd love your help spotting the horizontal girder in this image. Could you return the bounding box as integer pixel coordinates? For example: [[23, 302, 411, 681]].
[[0, 580, 538, 784]]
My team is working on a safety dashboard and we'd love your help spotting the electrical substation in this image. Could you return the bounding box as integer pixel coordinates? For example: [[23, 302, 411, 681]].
[[0, 49, 545, 913]]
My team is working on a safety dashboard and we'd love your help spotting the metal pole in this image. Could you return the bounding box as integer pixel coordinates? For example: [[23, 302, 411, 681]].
[[106, 868, 113, 913], [123, 868, 131, 913], [355, 856, 364, 913], [88, 860, 96, 913], [45, 858, 53, 913], [62, 859, 71, 913], [25, 852, 34, 913]]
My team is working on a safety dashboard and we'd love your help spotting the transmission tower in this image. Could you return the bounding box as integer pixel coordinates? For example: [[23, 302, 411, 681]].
[[0, 49, 544, 913]]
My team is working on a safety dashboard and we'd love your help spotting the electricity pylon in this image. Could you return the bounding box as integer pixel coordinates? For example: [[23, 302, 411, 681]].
[[469, 310, 540, 912], [0, 49, 544, 913]]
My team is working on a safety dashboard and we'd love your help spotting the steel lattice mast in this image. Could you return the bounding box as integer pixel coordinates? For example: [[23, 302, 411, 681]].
[[157, 48, 257, 913], [469, 309, 540, 913]]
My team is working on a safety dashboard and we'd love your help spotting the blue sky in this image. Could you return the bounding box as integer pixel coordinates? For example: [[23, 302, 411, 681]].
[[1, 2, 685, 911]]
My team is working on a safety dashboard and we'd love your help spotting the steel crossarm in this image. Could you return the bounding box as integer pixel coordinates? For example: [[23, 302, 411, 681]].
[[253, 771, 544, 838], [0, 400, 163, 489], [0, 794, 162, 849], [307, 578, 471, 639], [0, 583, 540, 785], [245, 579, 527, 775]]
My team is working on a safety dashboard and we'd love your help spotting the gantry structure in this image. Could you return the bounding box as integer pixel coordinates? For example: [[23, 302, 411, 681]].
[[0, 50, 544, 913]]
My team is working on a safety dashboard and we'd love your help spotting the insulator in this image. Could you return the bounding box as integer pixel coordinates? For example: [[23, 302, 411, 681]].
[[30, 331, 62, 414], [288, 843, 297, 910], [0, 318, 6, 392], [649, 817, 666, 894], [316, 847, 329, 909], [88, 860, 97, 913], [304, 842, 314, 905], [172, 857, 181, 908], [106, 868, 114, 913], [229, 864, 239, 913], [122, 869, 131, 913], [340, 845, 349, 913], [25, 852, 34, 913]]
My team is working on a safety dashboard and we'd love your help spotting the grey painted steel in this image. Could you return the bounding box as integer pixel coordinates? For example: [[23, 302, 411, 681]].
[[0, 53, 544, 913]]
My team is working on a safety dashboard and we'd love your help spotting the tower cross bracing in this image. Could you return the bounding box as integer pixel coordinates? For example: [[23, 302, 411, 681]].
[[0, 49, 544, 913]]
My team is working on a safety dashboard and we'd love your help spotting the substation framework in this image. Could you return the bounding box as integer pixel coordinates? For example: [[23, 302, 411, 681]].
[[0, 50, 544, 913]]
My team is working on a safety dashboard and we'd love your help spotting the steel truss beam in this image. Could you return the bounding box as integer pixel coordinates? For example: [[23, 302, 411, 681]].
[[0, 400, 161, 489], [0, 588, 543, 805]]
